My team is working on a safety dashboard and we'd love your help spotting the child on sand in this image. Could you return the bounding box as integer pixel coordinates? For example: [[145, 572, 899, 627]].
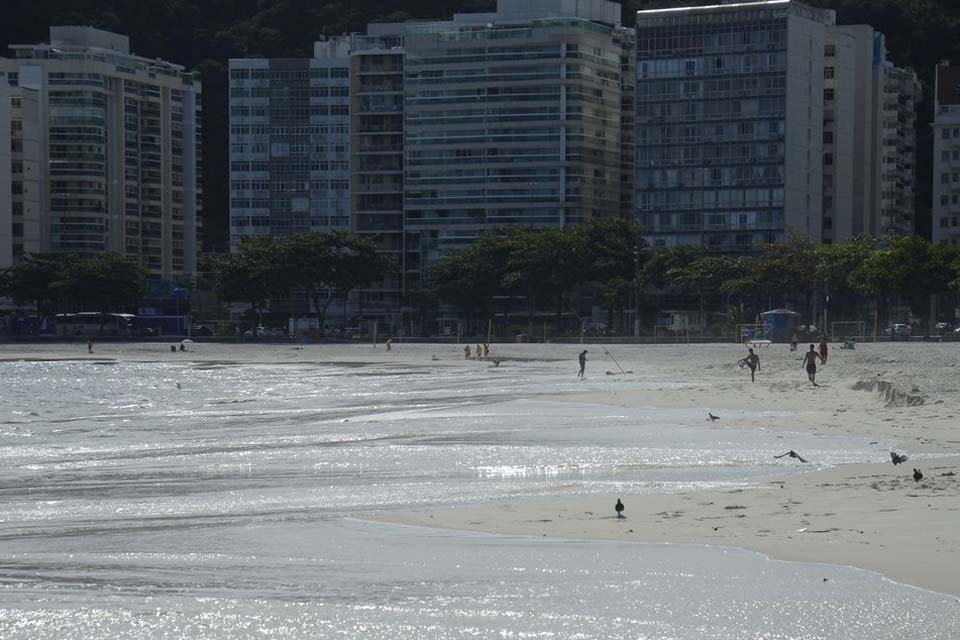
[[818, 339, 828, 363]]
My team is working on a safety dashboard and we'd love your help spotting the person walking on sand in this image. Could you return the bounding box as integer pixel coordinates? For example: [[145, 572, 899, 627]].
[[739, 348, 761, 382], [476, 344, 483, 360], [818, 338, 828, 364], [802, 344, 824, 386], [790, 333, 799, 352], [578, 349, 588, 377], [464, 344, 472, 359], [87, 338, 93, 354]]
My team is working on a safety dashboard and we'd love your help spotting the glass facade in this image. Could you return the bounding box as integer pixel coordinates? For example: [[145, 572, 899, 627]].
[[228, 50, 351, 247], [402, 18, 627, 264]]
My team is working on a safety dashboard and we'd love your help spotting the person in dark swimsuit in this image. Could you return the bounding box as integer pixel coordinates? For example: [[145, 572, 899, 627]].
[[802, 344, 824, 386]]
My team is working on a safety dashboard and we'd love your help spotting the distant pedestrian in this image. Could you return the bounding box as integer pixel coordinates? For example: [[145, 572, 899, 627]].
[[790, 333, 799, 352], [802, 344, 824, 386], [476, 344, 483, 360], [385, 338, 392, 352], [87, 339, 93, 354], [818, 339, 828, 364], [483, 343, 490, 357], [464, 344, 472, 359], [578, 349, 588, 377]]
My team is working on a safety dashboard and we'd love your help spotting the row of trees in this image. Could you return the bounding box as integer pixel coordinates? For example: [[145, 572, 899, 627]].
[[206, 231, 390, 331], [427, 228, 960, 335], [0, 253, 148, 334], [426, 219, 644, 335]]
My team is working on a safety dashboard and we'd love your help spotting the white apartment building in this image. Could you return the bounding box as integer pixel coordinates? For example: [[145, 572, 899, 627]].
[[635, 0, 831, 252], [876, 62, 919, 237], [371, 0, 633, 266], [0, 26, 202, 279], [933, 62, 960, 246], [228, 37, 351, 247]]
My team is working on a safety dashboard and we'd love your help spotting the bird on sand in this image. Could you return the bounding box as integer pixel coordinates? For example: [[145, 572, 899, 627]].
[[615, 498, 625, 519], [708, 412, 720, 422], [774, 450, 808, 463], [890, 451, 908, 465], [913, 468, 923, 482]]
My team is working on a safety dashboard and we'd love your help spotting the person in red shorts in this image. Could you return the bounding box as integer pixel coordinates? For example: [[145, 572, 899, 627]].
[[818, 339, 828, 364]]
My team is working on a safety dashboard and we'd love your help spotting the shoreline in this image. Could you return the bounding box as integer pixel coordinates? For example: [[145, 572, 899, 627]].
[[365, 458, 960, 597]]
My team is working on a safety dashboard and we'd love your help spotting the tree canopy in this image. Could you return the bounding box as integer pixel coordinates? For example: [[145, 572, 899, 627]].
[[207, 231, 391, 332]]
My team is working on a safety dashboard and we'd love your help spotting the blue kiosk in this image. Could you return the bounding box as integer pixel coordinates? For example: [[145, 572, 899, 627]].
[[760, 309, 800, 343]]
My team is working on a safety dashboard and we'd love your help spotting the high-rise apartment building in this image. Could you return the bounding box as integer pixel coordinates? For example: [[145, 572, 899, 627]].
[[635, 0, 832, 252], [876, 61, 919, 237], [933, 62, 960, 246], [379, 0, 631, 267], [349, 35, 407, 315], [228, 38, 351, 247], [229, 0, 635, 322], [820, 26, 918, 241], [0, 26, 202, 279]]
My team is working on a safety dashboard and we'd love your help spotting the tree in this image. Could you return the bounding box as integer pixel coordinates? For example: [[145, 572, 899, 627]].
[[751, 235, 818, 319], [583, 218, 646, 332], [851, 236, 960, 330], [0, 252, 80, 333], [426, 231, 510, 332], [207, 237, 283, 326], [814, 236, 876, 323], [281, 231, 391, 333], [640, 245, 706, 290]]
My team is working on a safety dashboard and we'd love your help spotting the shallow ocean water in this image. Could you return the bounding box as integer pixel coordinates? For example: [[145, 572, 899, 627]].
[[0, 344, 957, 638]]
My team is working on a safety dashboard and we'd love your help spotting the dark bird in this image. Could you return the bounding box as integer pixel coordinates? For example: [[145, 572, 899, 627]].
[[708, 412, 720, 422], [913, 468, 923, 482], [774, 450, 808, 463], [615, 498, 625, 519], [890, 451, 908, 465]]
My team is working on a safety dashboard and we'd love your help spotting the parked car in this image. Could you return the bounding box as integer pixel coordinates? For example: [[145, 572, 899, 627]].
[[884, 324, 911, 339], [935, 322, 952, 333]]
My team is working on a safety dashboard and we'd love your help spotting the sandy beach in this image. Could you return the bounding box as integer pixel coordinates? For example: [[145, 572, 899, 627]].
[[355, 339, 960, 596], [3, 339, 959, 598]]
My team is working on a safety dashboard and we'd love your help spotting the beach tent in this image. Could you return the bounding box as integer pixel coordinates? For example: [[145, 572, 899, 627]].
[[760, 309, 800, 343]]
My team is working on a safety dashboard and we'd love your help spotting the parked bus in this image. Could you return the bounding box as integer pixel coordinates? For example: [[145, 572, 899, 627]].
[[55, 312, 137, 337]]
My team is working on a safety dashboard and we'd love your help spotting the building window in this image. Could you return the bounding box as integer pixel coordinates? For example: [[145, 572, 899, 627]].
[[823, 88, 834, 102], [824, 67, 835, 79], [823, 131, 833, 144], [945, 128, 952, 140], [824, 217, 833, 230], [824, 44, 835, 57], [943, 195, 950, 205], [823, 153, 833, 166], [941, 218, 949, 228]]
